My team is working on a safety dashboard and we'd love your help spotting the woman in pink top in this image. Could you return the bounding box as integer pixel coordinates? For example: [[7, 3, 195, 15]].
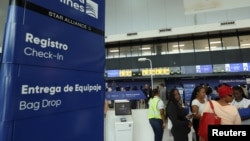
[[200, 84, 241, 141]]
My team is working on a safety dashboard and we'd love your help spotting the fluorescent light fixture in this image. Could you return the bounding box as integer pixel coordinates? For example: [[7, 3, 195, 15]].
[[161, 51, 167, 54], [205, 46, 217, 49], [241, 44, 250, 47], [109, 49, 119, 53], [141, 47, 151, 50], [173, 44, 184, 47], [138, 58, 147, 61], [210, 41, 221, 44]]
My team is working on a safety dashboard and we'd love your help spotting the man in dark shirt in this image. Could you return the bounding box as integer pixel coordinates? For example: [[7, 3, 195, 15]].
[[142, 83, 152, 108]]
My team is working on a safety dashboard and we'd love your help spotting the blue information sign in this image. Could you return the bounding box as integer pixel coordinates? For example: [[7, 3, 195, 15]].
[[3, 0, 105, 71], [0, 1, 105, 141]]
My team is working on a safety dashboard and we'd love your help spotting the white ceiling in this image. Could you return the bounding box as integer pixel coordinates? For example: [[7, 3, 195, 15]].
[[184, 0, 250, 14]]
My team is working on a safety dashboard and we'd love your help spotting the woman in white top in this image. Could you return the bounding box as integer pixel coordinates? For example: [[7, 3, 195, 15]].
[[189, 85, 207, 141], [231, 86, 250, 109]]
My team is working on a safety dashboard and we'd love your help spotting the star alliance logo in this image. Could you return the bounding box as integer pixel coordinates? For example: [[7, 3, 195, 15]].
[[86, 0, 98, 19], [59, 0, 98, 19]]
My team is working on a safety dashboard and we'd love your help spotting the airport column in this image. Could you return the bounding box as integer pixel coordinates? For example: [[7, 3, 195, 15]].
[[0, 0, 105, 141]]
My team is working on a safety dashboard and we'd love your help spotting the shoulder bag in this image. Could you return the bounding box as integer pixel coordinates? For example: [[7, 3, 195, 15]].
[[198, 100, 221, 141]]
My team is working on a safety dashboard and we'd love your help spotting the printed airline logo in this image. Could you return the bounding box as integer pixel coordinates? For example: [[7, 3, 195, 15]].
[[59, 0, 98, 19]]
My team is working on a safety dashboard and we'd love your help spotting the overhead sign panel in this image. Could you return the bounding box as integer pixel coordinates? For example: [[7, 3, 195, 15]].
[[107, 70, 120, 77], [213, 64, 225, 73], [196, 65, 213, 73], [243, 63, 250, 71], [181, 66, 196, 74], [225, 63, 243, 72]]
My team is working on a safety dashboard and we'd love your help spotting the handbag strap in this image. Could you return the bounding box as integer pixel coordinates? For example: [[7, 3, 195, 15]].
[[209, 100, 216, 114]]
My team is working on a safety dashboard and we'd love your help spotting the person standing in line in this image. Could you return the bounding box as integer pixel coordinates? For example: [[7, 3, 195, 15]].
[[130, 86, 139, 109], [104, 88, 110, 118], [143, 83, 152, 108], [189, 85, 207, 141], [148, 88, 166, 141], [201, 84, 242, 124], [167, 88, 192, 141], [104, 98, 109, 118], [159, 83, 168, 106], [231, 85, 250, 109], [200, 84, 241, 141]]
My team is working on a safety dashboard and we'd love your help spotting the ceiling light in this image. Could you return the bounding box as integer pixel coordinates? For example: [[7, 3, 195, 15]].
[[205, 46, 217, 49], [141, 47, 151, 50], [210, 41, 221, 44], [241, 44, 250, 47], [109, 49, 119, 52], [173, 44, 184, 47]]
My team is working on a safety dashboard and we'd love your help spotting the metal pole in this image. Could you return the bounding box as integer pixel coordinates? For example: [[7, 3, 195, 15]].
[[146, 59, 153, 89]]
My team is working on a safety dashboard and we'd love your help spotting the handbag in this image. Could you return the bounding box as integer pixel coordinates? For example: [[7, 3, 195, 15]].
[[198, 100, 221, 141]]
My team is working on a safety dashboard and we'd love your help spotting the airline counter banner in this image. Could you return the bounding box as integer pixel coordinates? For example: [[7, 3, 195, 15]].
[[3, 0, 105, 71], [105, 90, 146, 100]]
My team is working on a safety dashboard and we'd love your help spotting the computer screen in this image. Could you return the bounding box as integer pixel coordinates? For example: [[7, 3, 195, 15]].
[[115, 101, 132, 116]]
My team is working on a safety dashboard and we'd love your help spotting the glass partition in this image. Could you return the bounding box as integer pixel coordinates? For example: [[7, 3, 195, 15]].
[[194, 39, 209, 52], [179, 40, 194, 53], [222, 36, 239, 50], [209, 38, 223, 51], [168, 42, 179, 54], [239, 35, 250, 49]]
